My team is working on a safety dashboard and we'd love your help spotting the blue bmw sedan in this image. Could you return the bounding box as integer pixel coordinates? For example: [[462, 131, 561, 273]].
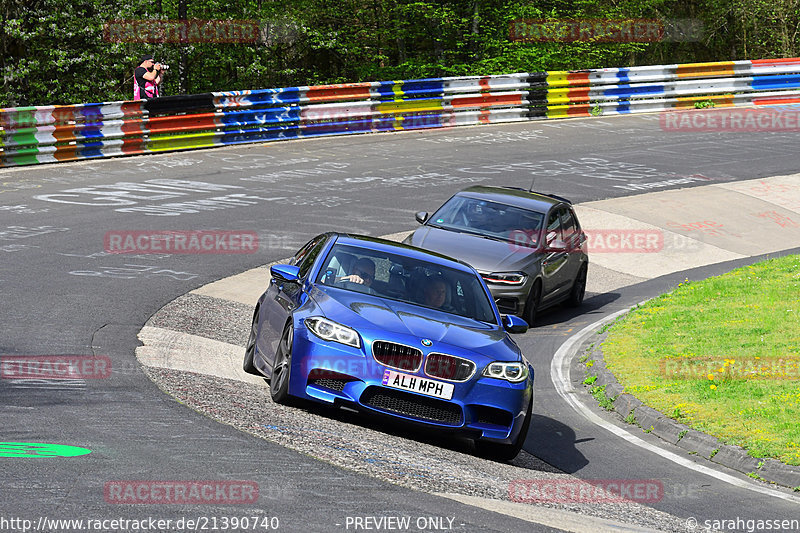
[[243, 232, 534, 459]]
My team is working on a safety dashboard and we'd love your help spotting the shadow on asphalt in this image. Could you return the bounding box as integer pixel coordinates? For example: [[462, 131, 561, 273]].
[[524, 414, 590, 474], [531, 291, 622, 329]]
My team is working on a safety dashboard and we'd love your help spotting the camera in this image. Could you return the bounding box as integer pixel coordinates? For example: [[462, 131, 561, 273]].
[[156, 64, 170, 70]]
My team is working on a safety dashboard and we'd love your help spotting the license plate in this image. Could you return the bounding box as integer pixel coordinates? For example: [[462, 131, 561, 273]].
[[382, 369, 454, 400]]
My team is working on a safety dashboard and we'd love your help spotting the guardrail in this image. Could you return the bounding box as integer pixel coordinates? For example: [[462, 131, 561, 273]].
[[2, 58, 799, 167]]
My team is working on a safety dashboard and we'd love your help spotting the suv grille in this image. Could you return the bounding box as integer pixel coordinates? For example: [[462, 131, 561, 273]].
[[372, 341, 422, 372], [361, 387, 462, 425], [424, 353, 475, 381]]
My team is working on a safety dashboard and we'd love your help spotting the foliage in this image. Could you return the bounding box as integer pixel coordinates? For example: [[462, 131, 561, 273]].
[[3, 0, 800, 106]]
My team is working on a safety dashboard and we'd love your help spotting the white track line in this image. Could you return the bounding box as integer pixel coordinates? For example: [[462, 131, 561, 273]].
[[550, 308, 800, 504]]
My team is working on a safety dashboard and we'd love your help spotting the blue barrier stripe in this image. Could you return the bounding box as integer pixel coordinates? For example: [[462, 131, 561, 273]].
[[603, 84, 666, 97], [751, 74, 800, 90], [374, 81, 400, 98], [219, 108, 301, 126]]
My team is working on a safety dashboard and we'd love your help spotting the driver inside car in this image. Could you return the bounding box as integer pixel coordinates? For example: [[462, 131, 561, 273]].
[[338, 257, 375, 287]]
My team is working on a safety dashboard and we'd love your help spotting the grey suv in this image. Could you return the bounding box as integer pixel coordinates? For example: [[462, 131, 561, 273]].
[[404, 186, 588, 325]]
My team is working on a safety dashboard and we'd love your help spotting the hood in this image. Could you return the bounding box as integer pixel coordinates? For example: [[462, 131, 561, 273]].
[[409, 226, 538, 273], [309, 286, 518, 360]]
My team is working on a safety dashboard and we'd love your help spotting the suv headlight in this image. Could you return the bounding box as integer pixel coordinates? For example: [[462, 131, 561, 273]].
[[481, 272, 526, 286], [305, 317, 361, 348], [482, 361, 529, 382]]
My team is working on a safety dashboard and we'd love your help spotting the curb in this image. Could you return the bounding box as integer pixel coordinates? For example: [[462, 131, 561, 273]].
[[577, 311, 800, 492]]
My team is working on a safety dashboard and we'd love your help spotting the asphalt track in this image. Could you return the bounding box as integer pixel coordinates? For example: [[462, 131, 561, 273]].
[[1, 113, 800, 532]]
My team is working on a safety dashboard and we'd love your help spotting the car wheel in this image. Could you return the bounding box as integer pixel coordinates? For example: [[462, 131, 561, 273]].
[[476, 396, 532, 461], [523, 281, 541, 326], [243, 307, 261, 375], [270, 322, 294, 404], [567, 263, 588, 308]]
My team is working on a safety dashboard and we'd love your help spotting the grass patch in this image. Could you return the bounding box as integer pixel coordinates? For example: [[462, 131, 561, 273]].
[[601, 255, 800, 465], [590, 385, 616, 410]]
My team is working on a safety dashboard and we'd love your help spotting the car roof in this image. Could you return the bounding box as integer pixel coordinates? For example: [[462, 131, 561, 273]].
[[332, 233, 476, 272], [454, 185, 570, 212]]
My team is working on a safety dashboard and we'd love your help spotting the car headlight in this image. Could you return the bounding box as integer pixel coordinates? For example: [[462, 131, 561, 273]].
[[481, 272, 527, 286], [482, 361, 529, 382], [305, 317, 361, 348]]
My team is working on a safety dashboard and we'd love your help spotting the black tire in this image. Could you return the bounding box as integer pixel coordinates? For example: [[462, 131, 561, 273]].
[[242, 307, 261, 375], [567, 263, 588, 308], [270, 322, 294, 404], [476, 396, 533, 461], [522, 281, 541, 327]]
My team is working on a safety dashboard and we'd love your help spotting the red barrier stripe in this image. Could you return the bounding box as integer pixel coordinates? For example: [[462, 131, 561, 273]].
[[567, 87, 591, 103], [567, 72, 590, 85], [450, 94, 525, 108], [122, 118, 147, 136], [751, 58, 800, 67], [305, 84, 372, 102], [566, 104, 591, 116], [753, 96, 800, 105], [54, 145, 79, 162], [147, 113, 218, 133], [121, 138, 146, 154], [51, 106, 77, 124], [53, 125, 77, 143], [479, 77, 491, 91], [121, 102, 145, 117]]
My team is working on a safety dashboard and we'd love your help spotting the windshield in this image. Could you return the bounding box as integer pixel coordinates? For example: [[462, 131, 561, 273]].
[[316, 243, 498, 324], [427, 195, 544, 249]]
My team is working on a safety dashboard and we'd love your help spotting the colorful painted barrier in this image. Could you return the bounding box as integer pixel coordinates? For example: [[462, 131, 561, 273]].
[[1, 58, 799, 167], [533, 58, 800, 118]]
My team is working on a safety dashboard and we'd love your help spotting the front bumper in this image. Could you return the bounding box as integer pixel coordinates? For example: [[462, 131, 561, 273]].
[[286, 322, 533, 443]]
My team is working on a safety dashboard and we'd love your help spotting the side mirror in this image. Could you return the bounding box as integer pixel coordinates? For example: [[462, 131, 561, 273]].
[[502, 315, 529, 334], [415, 211, 429, 224], [546, 231, 567, 252], [270, 264, 300, 283]]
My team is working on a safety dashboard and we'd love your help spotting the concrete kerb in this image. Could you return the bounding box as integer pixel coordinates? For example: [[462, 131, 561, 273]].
[[574, 308, 800, 491]]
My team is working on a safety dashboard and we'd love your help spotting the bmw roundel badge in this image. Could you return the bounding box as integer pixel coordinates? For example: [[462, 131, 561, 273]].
[[421, 339, 433, 347]]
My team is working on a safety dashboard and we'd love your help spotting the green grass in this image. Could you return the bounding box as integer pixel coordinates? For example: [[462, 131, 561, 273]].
[[601, 255, 800, 465]]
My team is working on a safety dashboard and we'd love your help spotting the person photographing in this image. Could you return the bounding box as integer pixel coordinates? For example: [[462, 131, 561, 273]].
[[133, 54, 166, 100]]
